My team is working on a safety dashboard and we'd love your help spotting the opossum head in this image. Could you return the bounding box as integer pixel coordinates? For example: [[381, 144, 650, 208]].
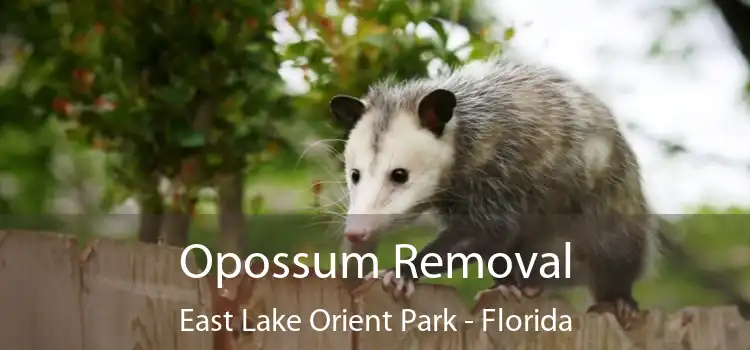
[[329, 89, 457, 243]]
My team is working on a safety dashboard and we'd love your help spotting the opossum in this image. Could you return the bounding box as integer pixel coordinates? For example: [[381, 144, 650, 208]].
[[329, 56, 750, 329]]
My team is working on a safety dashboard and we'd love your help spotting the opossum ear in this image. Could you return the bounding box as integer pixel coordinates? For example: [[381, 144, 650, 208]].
[[330, 95, 365, 131], [418, 89, 456, 137]]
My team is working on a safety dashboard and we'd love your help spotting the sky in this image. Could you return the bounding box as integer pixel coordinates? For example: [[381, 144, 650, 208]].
[[273, 0, 750, 214], [483, 0, 750, 213]]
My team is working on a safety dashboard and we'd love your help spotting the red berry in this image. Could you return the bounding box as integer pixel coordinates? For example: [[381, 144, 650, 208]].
[[320, 18, 333, 32], [94, 97, 116, 111], [52, 97, 71, 115]]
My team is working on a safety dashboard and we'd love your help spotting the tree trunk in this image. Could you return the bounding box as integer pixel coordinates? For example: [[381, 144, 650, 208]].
[[158, 97, 216, 247], [159, 193, 195, 247], [137, 175, 163, 243], [217, 173, 246, 255]]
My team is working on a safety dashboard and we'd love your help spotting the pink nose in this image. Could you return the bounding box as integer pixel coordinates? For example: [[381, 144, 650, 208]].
[[345, 231, 366, 243]]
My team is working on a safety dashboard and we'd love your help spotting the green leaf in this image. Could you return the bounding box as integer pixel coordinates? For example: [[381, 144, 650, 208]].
[[249, 194, 265, 214], [503, 27, 515, 41], [178, 131, 205, 148], [426, 17, 449, 45], [282, 41, 309, 58], [377, 0, 415, 22], [390, 13, 409, 29], [152, 86, 196, 107], [211, 19, 230, 44], [301, 0, 319, 19], [206, 153, 223, 166], [468, 40, 502, 60], [362, 33, 388, 48], [648, 41, 663, 57]]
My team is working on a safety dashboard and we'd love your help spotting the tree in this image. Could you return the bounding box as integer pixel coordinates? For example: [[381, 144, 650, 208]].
[[1, 1, 295, 253], [0, 0, 506, 254], [282, 0, 507, 286], [282, 0, 505, 158]]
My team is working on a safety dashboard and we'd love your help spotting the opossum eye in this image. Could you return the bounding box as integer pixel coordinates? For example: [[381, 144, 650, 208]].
[[390, 168, 409, 184], [350, 169, 361, 184]]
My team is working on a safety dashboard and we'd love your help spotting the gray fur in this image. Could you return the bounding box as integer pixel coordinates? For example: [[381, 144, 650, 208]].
[[364, 57, 653, 225], [340, 56, 661, 326]]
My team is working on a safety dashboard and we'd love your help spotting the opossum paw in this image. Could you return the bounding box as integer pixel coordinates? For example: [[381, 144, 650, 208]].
[[362, 269, 385, 281], [380, 269, 416, 301], [475, 283, 541, 302], [521, 285, 544, 298], [586, 299, 642, 330]]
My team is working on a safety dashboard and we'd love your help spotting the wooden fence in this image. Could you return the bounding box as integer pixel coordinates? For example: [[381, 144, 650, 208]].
[[1, 230, 749, 350]]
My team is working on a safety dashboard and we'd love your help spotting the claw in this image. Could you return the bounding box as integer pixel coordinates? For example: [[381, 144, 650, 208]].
[[522, 285, 543, 298], [587, 299, 643, 330], [382, 270, 395, 287], [351, 269, 386, 298], [357, 269, 418, 300], [474, 284, 519, 302], [363, 269, 386, 281], [380, 270, 416, 300], [615, 299, 641, 329], [405, 280, 415, 297], [474, 283, 542, 303]]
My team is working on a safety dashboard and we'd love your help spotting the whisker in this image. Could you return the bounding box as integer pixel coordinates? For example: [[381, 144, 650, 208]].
[[295, 138, 345, 170]]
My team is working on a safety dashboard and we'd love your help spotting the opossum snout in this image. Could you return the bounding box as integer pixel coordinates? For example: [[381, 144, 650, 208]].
[[345, 231, 368, 243], [344, 214, 383, 242]]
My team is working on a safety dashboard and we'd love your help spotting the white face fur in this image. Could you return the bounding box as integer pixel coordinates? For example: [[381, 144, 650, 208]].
[[341, 109, 455, 243]]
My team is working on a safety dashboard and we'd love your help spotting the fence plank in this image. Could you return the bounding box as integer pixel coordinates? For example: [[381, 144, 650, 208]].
[[0, 230, 84, 350], [78, 238, 213, 350], [352, 279, 474, 350], [231, 265, 352, 350], [350, 281, 750, 350], [470, 291, 634, 350], [661, 306, 750, 350], [209, 274, 245, 350], [3, 230, 749, 350]]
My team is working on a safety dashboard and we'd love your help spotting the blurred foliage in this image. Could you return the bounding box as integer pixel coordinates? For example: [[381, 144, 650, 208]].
[[0, 0, 504, 216], [1, 0, 298, 219], [645, 0, 750, 103], [0, 121, 58, 213], [621, 0, 750, 175], [644, 0, 705, 61], [278, 0, 504, 159]]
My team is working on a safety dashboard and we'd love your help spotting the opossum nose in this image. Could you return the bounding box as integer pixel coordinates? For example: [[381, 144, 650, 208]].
[[345, 231, 367, 243]]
